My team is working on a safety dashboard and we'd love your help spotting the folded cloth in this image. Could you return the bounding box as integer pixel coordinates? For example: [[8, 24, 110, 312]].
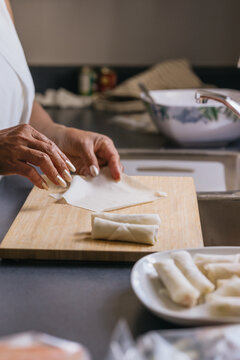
[[94, 58, 207, 113], [35, 88, 93, 108], [92, 217, 159, 245], [91, 212, 161, 226], [110, 113, 158, 133]]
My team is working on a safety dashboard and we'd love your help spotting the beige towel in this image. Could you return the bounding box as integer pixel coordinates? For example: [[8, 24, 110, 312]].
[[94, 58, 207, 113], [35, 88, 94, 108]]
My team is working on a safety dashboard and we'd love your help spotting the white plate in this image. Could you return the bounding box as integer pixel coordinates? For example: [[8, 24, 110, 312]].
[[131, 246, 240, 325]]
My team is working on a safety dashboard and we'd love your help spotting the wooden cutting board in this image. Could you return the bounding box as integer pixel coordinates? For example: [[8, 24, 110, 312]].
[[0, 176, 203, 262]]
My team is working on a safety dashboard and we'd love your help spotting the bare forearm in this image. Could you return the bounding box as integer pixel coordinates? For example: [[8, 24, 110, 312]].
[[29, 101, 65, 145]]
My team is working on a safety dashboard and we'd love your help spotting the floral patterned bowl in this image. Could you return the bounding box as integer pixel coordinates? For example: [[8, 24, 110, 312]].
[[141, 89, 240, 147]]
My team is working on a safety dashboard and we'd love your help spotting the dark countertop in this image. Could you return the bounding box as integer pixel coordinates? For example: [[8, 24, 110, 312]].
[[47, 107, 168, 149], [47, 107, 240, 150], [0, 107, 239, 359]]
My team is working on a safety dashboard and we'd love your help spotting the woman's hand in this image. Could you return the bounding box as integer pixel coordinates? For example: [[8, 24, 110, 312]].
[[29, 101, 122, 180], [0, 124, 76, 189], [54, 127, 123, 180]]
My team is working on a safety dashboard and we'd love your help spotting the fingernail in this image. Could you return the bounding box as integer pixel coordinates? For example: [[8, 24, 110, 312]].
[[63, 169, 72, 182], [66, 160, 76, 173], [89, 165, 99, 177], [42, 181, 49, 190], [56, 175, 67, 188]]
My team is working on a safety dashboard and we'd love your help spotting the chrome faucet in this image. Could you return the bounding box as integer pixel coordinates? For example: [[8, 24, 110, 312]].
[[195, 90, 240, 118]]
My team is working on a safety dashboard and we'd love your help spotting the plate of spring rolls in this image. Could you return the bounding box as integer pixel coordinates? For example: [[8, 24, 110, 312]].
[[131, 247, 240, 325]]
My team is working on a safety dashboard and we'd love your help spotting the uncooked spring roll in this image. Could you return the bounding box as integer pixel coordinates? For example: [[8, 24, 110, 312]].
[[194, 253, 239, 265], [92, 217, 158, 245], [207, 295, 240, 316], [194, 253, 240, 273], [153, 259, 200, 307], [91, 212, 161, 227], [208, 276, 240, 298], [204, 263, 240, 283], [207, 276, 240, 316], [171, 251, 214, 295]]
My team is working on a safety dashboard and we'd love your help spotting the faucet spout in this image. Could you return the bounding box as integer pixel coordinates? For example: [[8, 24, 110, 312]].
[[195, 90, 240, 118]]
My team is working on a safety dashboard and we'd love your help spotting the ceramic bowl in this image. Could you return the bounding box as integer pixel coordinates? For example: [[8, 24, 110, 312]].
[[141, 89, 240, 147]]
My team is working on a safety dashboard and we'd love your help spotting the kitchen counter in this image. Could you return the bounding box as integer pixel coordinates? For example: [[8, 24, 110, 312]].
[[0, 107, 239, 359], [47, 107, 240, 150], [47, 107, 169, 149]]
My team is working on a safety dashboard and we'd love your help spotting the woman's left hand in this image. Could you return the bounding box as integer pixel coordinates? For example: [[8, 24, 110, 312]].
[[54, 126, 123, 180]]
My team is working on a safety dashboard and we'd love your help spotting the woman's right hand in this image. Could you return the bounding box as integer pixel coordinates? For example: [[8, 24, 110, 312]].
[[0, 124, 76, 189]]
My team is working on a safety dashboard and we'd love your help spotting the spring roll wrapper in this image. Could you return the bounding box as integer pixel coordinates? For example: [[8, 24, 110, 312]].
[[92, 217, 158, 245], [153, 259, 200, 307], [91, 212, 161, 227], [52, 167, 163, 212], [171, 251, 214, 295]]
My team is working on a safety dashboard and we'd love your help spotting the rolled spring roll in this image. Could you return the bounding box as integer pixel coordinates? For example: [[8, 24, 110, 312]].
[[153, 259, 200, 307], [204, 263, 240, 283], [194, 253, 239, 265], [171, 251, 214, 295], [207, 295, 240, 316], [208, 276, 240, 298], [92, 217, 159, 245], [194, 253, 240, 273], [91, 212, 161, 227], [207, 275, 240, 317]]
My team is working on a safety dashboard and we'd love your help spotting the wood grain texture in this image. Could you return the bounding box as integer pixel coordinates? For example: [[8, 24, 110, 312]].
[[0, 176, 203, 262]]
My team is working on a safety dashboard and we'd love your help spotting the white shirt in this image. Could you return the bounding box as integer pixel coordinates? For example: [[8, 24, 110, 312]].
[[0, 0, 35, 181], [0, 53, 25, 129], [0, 0, 35, 131]]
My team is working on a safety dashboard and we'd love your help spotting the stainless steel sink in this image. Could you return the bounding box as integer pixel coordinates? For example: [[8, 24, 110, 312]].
[[199, 199, 240, 247], [119, 149, 240, 247]]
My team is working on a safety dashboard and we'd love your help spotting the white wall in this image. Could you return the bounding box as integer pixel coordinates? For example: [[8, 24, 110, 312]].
[[11, 0, 240, 66]]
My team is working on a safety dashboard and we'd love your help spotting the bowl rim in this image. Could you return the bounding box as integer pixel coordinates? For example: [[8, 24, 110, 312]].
[[140, 88, 240, 109]]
